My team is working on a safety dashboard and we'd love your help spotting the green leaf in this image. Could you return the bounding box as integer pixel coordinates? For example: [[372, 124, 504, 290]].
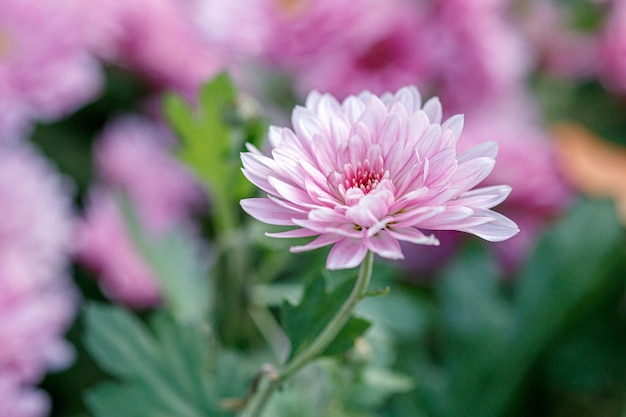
[[282, 272, 371, 360], [323, 317, 371, 357], [163, 73, 260, 232], [83, 304, 220, 417], [83, 303, 160, 381], [163, 73, 235, 188], [118, 195, 210, 326], [442, 198, 626, 417]]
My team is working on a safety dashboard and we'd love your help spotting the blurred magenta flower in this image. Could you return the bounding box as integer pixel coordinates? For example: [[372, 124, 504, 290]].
[[241, 87, 519, 269], [426, 0, 531, 113], [0, 0, 102, 140], [294, 0, 431, 99], [94, 117, 205, 230], [0, 377, 49, 417], [459, 98, 573, 272], [0, 145, 77, 416], [522, 0, 597, 80], [258, 0, 385, 69], [76, 117, 204, 308], [598, 0, 626, 93], [76, 190, 162, 308], [90, 0, 225, 97]]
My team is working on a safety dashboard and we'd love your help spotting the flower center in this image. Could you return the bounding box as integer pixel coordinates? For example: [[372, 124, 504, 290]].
[[342, 159, 387, 194]]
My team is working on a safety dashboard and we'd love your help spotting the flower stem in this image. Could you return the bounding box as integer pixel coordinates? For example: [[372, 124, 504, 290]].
[[240, 251, 374, 417]]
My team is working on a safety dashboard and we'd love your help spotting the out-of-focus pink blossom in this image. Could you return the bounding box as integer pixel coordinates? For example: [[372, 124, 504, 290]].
[[0, 0, 102, 140], [0, 377, 49, 417], [424, 0, 532, 113], [258, 0, 385, 69], [76, 117, 204, 308], [76, 191, 161, 308], [241, 87, 518, 270], [294, 0, 431, 99], [193, 0, 270, 59], [94, 117, 205, 230], [0, 145, 77, 416], [522, 0, 597, 80], [598, 0, 626, 93], [89, 0, 225, 97], [459, 98, 572, 271]]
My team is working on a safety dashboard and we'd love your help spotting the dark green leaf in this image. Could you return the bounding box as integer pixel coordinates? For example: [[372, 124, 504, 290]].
[[445, 198, 626, 417], [282, 272, 371, 360], [83, 304, 221, 417]]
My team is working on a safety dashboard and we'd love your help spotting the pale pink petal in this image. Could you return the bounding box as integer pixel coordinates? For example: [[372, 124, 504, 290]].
[[364, 231, 404, 259], [449, 185, 512, 209], [291, 234, 343, 253], [452, 209, 520, 242], [266, 229, 319, 238], [387, 227, 440, 245], [240, 198, 299, 226], [422, 97, 443, 124], [326, 238, 369, 270], [441, 114, 465, 141]]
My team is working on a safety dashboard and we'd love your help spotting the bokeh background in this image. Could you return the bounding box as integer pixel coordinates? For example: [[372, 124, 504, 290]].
[[2, 0, 626, 416]]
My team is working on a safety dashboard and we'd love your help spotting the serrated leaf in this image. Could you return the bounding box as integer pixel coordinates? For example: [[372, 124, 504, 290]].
[[163, 73, 240, 205], [118, 195, 209, 326], [83, 303, 160, 381], [163, 73, 262, 233], [83, 304, 220, 417], [163, 73, 235, 182], [282, 273, 371, 361]]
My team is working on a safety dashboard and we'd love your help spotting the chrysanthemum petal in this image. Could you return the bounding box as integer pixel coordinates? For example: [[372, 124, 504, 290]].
[[291, 234, 343, 253], [450, 185, 512, 209], [365, 231, 404, 259], [240, 198, 299, 226], [326, 238, 369, 270], [387, 227, 440, 245], [266, 228, 318, 238], [442, 114, 465, 140], [454, 208, 520, 241], [422, 97, 442, 124], [458, 141, 498, 162], [292, 106, 326, 141], [268, 176, 312, 203]]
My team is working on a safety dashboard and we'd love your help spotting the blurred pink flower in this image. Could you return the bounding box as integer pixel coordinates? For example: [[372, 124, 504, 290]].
[[458, 97, 572, 271], [90, 0, 225, 97], [0, 377, 49, 417], [0, 0, 102, 140], [598, 0, 626, 93], [76, 116, 204, 308], [425, 0, 532, 113], [258, 0, 385, 69], [294, 0, 431, 99], [193, 0, 270, 59], [522, 0, 597, 80], [76, 190, 161, 308], [0, 145, 77, 416], [94, 117, 205, 230], [241, 87, 518, 270]]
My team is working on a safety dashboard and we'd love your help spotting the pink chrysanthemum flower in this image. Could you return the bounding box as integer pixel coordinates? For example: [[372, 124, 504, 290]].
[[241, 87, 519, 269], [76, 116, 205, 308], [0, 0, 102, 141], [0, 144, 77, 417]]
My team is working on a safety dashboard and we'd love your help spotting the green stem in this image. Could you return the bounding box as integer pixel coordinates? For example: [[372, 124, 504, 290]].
[[240, 251, 374, 417]]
